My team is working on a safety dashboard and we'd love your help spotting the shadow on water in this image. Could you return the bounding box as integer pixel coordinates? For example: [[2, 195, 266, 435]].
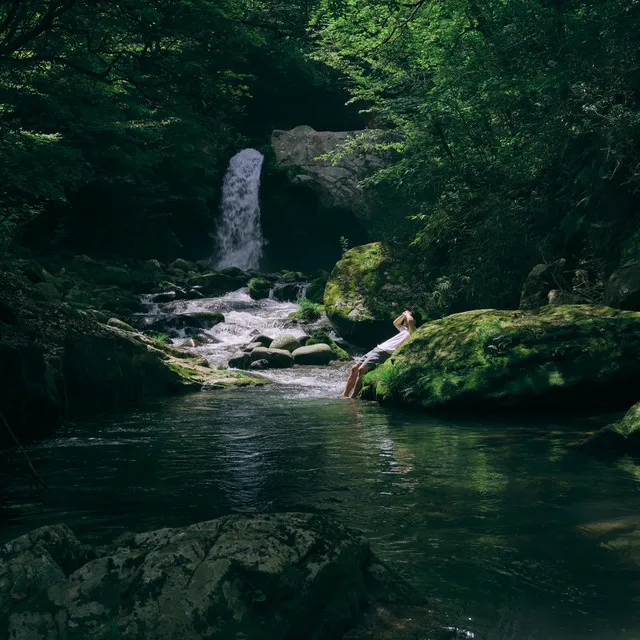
[[3, 386, 640, 639]]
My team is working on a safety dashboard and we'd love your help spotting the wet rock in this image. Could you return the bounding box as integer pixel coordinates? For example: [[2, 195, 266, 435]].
[[250, 359, 270, 370], [107, 318, 136, 333], [250, 347, 294, 368], [186, 288, 204, 299], [306, 331, 350, 361], [253, 335, 273, 347], [188, 272, 241, 296], [292, 343, 334, 365], [243, 341, 265, 352], [273, 283, 300, 302], [577, 402, 640, 456], [270, 333, 301, 353], [0, 513, 413, 640], [169, 258, 193, 272], [248, 277, 271, 300], [148, 312, 224, 333], [228, 351, 251, 369], [191, 333, 220, 346], [363, 305, 640, 410], [519, 259, 566, 310], [151, 291, 177, 303], [220, 267, 249, 282]]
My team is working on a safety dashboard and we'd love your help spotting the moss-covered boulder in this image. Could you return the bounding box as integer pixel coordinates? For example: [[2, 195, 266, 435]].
[[577, 403, 640, 456], [363, 305, 640, 410], [324, 243, 418, 348], [248, 277, 271, 300], [292, 343, 334, 365], [306, 330, 350, 361]]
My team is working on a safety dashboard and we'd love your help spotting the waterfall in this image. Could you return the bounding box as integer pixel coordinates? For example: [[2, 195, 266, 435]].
[[214, 148, 265, 271]]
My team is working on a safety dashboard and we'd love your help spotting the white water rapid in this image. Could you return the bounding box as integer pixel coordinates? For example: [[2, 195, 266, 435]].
[[141, 289, 351, 398], [214, 149, 265, 270]]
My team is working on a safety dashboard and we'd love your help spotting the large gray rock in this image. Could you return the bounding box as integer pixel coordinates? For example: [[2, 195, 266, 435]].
[[292, 344, 335, 366], [250, 347, 294, 369], [270, 334, 301, 353], [605, 260, 640, 310], [228, 351, 251, 369], [1, 514, 407, 640], [271, 126, 386, 210], [519, 259, 566, 310]]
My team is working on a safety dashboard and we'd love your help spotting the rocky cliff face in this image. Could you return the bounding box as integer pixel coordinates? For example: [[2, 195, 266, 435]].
[[270, 126, 386, 211]]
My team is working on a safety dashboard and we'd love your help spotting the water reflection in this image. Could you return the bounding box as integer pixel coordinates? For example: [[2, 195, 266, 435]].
[[2, 392, 640, 639]]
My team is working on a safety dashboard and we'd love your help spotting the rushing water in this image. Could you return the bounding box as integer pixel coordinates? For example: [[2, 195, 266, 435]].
[[3, 290, 640, 639], [214, 148, 265, 270]]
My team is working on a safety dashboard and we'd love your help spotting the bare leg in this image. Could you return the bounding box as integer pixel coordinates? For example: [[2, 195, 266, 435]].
[[340, 364, 360, 398], [349, 364, 371, 399]]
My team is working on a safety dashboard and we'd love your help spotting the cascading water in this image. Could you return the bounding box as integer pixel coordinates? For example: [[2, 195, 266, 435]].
[[214, 149, 265, 270]]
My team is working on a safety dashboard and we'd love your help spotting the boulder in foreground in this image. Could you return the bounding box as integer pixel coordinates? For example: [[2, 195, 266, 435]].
[[0, 513, 426, 640], [363, 305, 640, 410]]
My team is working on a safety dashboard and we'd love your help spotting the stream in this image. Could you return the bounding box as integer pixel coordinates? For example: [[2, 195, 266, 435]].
[[3, 289, 640, 639]]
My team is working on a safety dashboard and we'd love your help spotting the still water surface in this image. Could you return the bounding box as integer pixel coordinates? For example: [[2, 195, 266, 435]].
[[2, 380, 640, 639]]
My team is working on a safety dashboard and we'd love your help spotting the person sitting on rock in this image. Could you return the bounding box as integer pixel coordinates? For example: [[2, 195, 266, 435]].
[[340, 310, 416, 399]]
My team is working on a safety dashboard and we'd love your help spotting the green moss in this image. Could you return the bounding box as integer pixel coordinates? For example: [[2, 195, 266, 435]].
[[248, 277, 271, 300], [364, 305, 640, 409], [306, 330, 350, 361], [289, 298, 324, 323]]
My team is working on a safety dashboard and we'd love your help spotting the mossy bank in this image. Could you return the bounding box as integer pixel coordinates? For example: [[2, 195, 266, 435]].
[[363, 305, 640, 411]]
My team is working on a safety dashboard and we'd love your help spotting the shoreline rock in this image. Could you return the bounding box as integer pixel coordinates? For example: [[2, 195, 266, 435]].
[[0, 513, 428, 640], [363, 305, 640, 411]]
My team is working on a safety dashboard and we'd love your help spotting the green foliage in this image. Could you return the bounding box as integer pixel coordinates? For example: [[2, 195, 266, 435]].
[[290, 297, 324, 322], [312, 0, 640, 310], [0, 0, 331, 258]]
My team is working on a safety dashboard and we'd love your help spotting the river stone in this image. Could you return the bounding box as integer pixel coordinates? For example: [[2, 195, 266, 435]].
[[519, 259, 566, 310], [243, 341, 264, 352], [149, 312, 224, 333], [577, 402, 640, 456], [151, 291, 177, 303], [169, 258, 193, 272], [250, 359, 270, 370], [0, 514, 397, 640], [228, 351, 251, 369], [270, 333, 301, 352], [248, 277, 271, 300], [250, 347, 294, 368], [273, 283, 300, 302], [253, 335, 273, 347], [187, 272, 240, 296], [292, 343, 334, 365], [363, 305, 640, 410]]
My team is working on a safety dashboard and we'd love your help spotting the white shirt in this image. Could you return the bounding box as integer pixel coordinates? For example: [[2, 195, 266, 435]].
[[377, 326, 410, 353]]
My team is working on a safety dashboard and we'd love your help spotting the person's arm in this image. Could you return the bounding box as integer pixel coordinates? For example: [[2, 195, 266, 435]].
[[404, 311, 416, 334], [393, 312, 406, 331]]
